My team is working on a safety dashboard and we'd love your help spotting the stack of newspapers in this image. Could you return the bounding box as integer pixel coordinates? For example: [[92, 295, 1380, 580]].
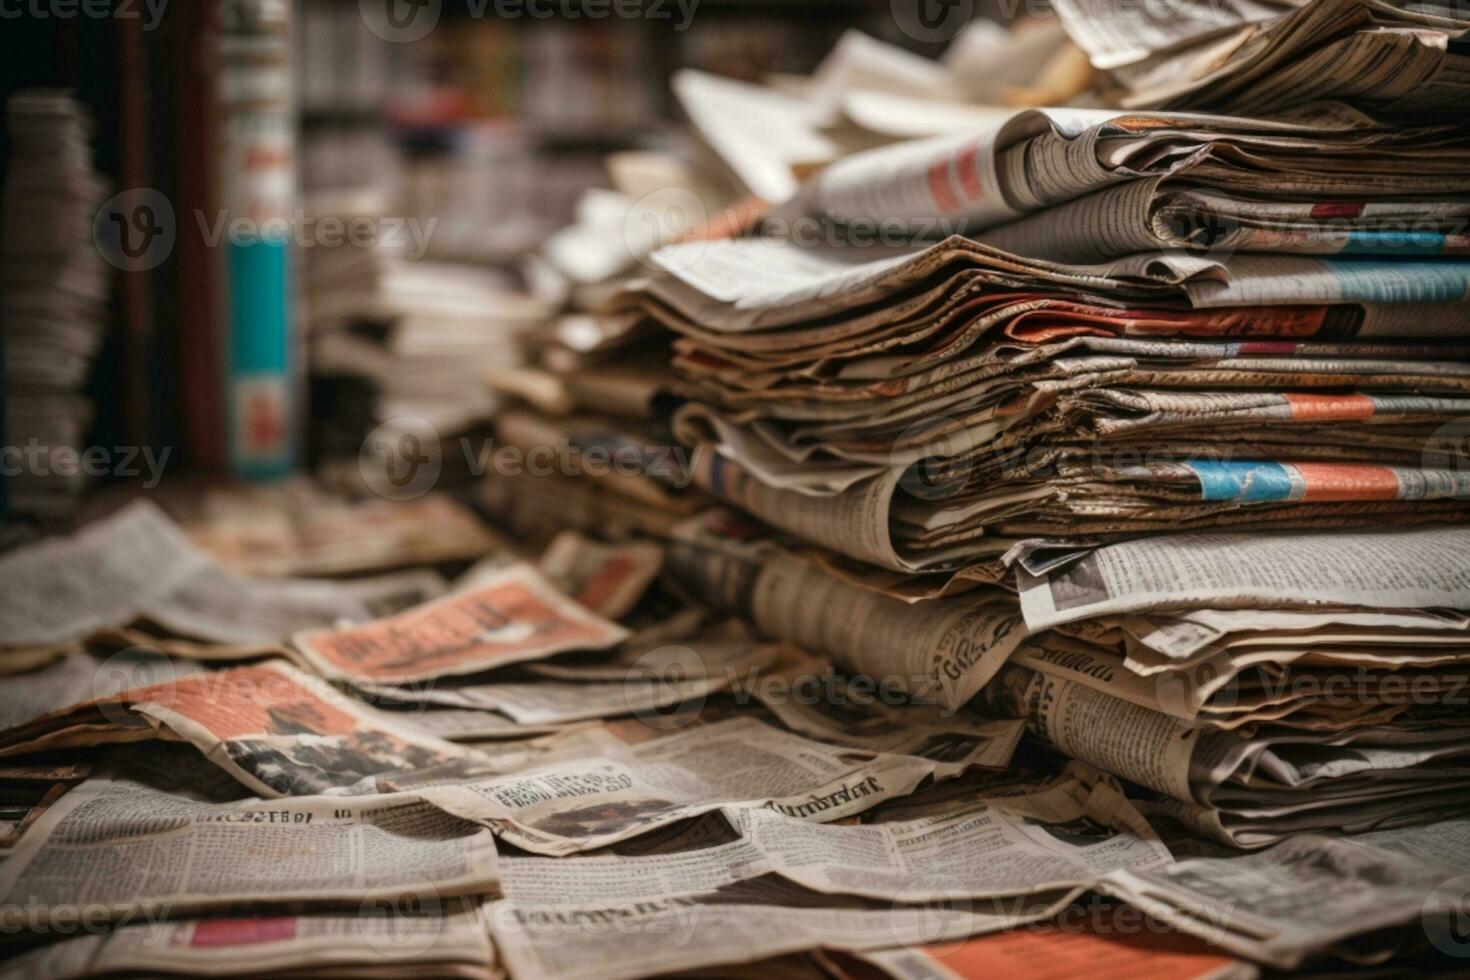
[[482, 0, 1470, 968], [5, 2, 1470, 977], [0, 91, 108, 520], [608, 1, 1470, 859], [1058, 0, 1470, 114]]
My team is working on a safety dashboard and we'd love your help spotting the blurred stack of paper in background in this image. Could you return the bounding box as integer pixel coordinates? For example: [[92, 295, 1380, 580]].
[[475, 152, 745, 543], [0, 91, 108, 520], [300, 193, 551, 494]]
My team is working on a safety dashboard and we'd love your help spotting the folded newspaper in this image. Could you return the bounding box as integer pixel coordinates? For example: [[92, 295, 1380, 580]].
[[618, 236, 1470, 577], [1059, 0, 1470, 115]]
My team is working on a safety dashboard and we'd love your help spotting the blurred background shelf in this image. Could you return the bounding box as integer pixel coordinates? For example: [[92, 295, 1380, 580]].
[[0, 0, 980, 524]]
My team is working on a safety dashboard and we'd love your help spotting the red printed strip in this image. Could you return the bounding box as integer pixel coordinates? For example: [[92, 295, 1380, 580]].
[[927, 157, 960, 213], [1235, 341, 1302, 354], [1282, 392, 1377, 421], [190, 917, 298, 947], [956, 141, 984, 201], [1294, 463, 1403, 502], [1004, 304, 1329, 342], [1311, 202, 1365, 219]]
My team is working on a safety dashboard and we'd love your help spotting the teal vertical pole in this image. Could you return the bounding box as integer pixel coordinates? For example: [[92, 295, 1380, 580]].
[[221, 0, 295, 480], [227, 233, 292, 479]]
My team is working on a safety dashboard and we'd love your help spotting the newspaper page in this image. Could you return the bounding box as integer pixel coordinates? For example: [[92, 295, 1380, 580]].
[[771, 106, 1436, 242], [783, 128, 1028, 233], [0, 500, 208, 648], [416, 717, 943, 855], [1116, 0, 1470, 114], [488, 875, 1078, 980], [843, 909, 1258, 980], [1018, 526, 1470, 630], [0, 903, 496, 980], [691, 451, 916, 571], [182, 488, 504, 578], [806, 30, 958, 118], [0, 648, 201, 733], [0, 499, 449, 652], [774, 106, 1163, 234], [292, 564, 628, 685], [496, 767, 1165, 909], [142, 567, 448, 647], [980, 179, 1470, 265], [642, 234, 1159, 334], [0, 759, 501, 933], [724, 770, 1169, 901], [1100, 816, 1470, 969], [1119, 605, 1470, 665], [0, 660, 477, 798], [397, 707, 576, 741], [671, 69, 836, 204], [1057, 0, 1295, 69], [665, 534, 1027, 710], [1010, 633, 1210, 722], [370, 630, 773, 730], [981, 659, 1470, 845], [747, 650, 1025, 774], [748, 554, 1027, 710], [536, 531, 663, 620], [1179, 254, 1470, 309], [982, 664, 1200, 804]]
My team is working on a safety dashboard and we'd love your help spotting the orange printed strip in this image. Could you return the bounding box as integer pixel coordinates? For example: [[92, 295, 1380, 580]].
[[1292, 463, 1407, 503], [849, 909, 1248, 980], [1187, 460, 1470, 503], [127, 662, 366, 740], [1280, 392, 1378, 421], [293, 564, 629, 684]]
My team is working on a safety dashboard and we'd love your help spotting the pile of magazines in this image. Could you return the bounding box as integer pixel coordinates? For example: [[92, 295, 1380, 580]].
[[5, 1, 1470, 977]]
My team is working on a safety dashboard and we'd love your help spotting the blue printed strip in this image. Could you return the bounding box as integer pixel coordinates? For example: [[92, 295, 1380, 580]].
[[1186, 460, 1305, 502], [1322, 259, 1470, 303], [1340, 229, 1448, 257]]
